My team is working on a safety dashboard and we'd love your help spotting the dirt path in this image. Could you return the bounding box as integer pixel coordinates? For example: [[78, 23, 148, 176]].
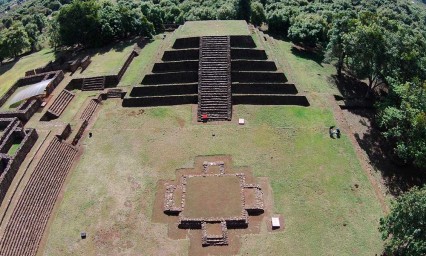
[[328, 95, 389, 214]]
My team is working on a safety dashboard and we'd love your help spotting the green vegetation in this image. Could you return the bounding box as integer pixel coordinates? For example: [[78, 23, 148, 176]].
[[7, 142, 20, 156], [379, 186, 426, 256], [118, 39, 161, 86], [0, 48, 54, 96]]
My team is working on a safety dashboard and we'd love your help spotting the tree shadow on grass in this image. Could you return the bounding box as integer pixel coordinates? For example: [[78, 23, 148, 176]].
[[0, 59, 18, 77], [290, 45, 324, 66], [352, 110, 426, 196]]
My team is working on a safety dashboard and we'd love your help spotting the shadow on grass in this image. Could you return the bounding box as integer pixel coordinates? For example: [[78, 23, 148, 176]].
[[333, 73, 425, 196], [0, 57, 20, 77], [290, 46, 324, 66], [349, 109, 426, 196]]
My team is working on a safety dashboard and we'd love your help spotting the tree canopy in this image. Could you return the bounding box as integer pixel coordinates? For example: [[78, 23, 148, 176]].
[[379, 186, 426, 256]]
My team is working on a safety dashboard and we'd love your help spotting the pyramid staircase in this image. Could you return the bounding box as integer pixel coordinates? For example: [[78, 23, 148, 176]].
[[46, 89, 75, 118], [82, 76, 105, 91], [197, 36, 232, 121]]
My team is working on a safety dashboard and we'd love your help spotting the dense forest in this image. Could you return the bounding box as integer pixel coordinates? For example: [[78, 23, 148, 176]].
[[0, 0, 425, 170]]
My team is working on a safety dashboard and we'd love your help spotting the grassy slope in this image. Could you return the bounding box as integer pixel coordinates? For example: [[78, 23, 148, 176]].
[[0, 49, 55, 97], [43, 22, 383, 255], [118, 39, 162, 86], [177, 20, 250, 37]]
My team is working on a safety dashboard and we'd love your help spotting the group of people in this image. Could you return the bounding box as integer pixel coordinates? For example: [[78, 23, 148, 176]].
[[329, 126, 341, 139]]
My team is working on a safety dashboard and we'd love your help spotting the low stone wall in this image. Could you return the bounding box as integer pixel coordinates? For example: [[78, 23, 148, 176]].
[[173, 37, 200, 49], [231, 49, 267, 60], [232, 83, 298, 94], [0, 118, 20, 146], [71, 120, 88, 146], [117, 50, 138, 80], [233, 95, 310, 106], [58, 124, 72, 141], [142, 71, 198, 85], [0, 128, 38, 203], [232, 71, 287, 83], [80, 55, 91, 72], [162, 49, 199, 61], [0, 98, 42, 122], [152, 60, 198, 73], [231, 60, 277, 71], [68, 58, 82, 73], [230, 35, 256, 48], [130, 83, 197, 97], [122, 94, 197, 107], [0, 71, 64, 108]]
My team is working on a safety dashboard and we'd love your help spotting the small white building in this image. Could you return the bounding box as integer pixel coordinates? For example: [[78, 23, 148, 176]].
[[238, 118, 245, 125], [271, 217, 280, 229]]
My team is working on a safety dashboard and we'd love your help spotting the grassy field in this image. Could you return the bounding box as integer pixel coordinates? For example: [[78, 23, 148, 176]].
[[118, 39, 162, 86], [42, 22, 384, 255], [177, 20, 250, 38], [0, 49, 55, 97], [80, 41, 135, 76]]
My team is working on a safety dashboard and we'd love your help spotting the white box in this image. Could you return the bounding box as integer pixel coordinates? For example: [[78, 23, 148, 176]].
[[238, 118, 245, 125], [271, 217, 280, 228]]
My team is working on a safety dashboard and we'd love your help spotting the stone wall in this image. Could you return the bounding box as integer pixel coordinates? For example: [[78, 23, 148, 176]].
[[122, 94, 197, 107], [231, 49, 267, 60], [71, 120, 88, 146], [233, 95, 310, 106], [152, 60, 198, 73], [0, 128, 38, 203], [117, 50, 138, 80], [130, 83, 198, 97], [230, 35, 256, 48], [162, 49, 199, 61], [232, 71, 287, 83], [141, 71, 198, 85], [232, 83, 298, 95], [231, 60, 277, 71], [0, 98, 42, 122], [173, 37, 200, 49], [80, 55, 91, 72]]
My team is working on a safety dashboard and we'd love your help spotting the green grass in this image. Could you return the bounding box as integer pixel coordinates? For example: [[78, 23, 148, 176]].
[[177, 20, 250, 38], [7, 143, 21, 156], [44, 101, 383, 256], [42, 22, 383, 256], [118, 39, 162, 86], [270, 40, 338, 94], [80, 42, 135, 76], [0, 48, 55, 98]]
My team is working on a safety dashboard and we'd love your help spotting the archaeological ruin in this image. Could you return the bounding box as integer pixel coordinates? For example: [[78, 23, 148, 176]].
[[156, 155, 274, 251], [123, 35, 309, 121]]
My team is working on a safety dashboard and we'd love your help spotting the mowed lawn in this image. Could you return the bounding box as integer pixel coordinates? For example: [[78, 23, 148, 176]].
[[177, 20, 250, 38], [80, 41, 135, 76], [118, 39, 162, 86], [43, 102, 383, 256], [43, 22, 383, 255], [0, 49, 55, 97]]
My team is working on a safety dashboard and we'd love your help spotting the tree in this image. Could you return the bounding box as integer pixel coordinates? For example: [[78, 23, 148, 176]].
[[342, 18, 387, 97], [377, 80, 426, 168], [250, 1, 265, 26], [56, 0, 102, 47], [217, 3, 237, 20], [379, 186, 426, 256], [288, 13, 326, 47], [237, 0, 251, 22], [4, 22, 30, 58], [325, 14, 355, 77], [24, 22, 39, 52]]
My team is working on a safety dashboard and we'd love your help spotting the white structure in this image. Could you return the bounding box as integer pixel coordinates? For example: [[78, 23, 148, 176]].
[[271, 217, 280, 229], [238, 118, 245, 125]]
